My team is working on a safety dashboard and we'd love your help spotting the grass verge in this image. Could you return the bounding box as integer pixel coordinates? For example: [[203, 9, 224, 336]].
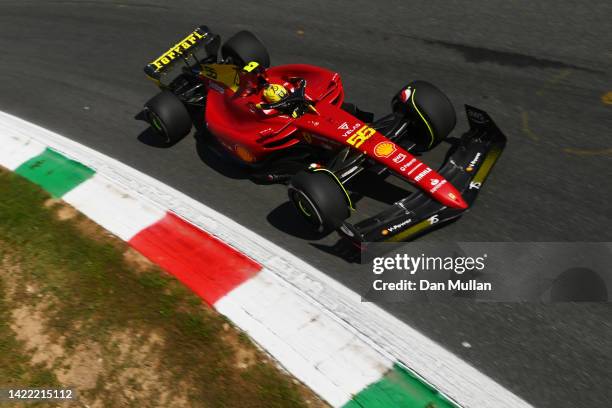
[[0, 168, 327, 408]]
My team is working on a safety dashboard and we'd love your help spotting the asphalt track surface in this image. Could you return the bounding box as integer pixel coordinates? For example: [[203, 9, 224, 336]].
[[1, 1, 610, 407]]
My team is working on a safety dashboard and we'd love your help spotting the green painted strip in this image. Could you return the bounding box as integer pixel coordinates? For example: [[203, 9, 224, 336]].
[[15, 148, 95, 197], [343, 363, 456, 408]]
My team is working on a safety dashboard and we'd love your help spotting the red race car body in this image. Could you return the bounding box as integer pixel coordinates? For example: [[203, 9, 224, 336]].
[[142, 25, 506, 245], [202, 63, 467, 210]]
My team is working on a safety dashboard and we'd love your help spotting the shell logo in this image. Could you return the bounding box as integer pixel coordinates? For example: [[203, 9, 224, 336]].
[[235, 145, 256, 163], [381, 229, 389, 236], [374, 141, 397, 158]]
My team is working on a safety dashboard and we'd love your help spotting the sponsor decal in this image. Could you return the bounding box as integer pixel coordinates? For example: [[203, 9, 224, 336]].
[[414, 167, 431, 181], [430, 178, 439, 186], [235, 145, 256, 163], [406, 162, 421, 175], [430, 179, 447, 193], [393, 153, 407, 164], [340, 225, 354, 237], [400, 86, 412, 103], [346, 125, 375, 147], [400, 158, 416, 172], [341, 122, 361, 138], [373, 141, 397, 158], [340, 166, 359, 178], [469, 181, 482, 190], [428, 214, 440, 225], [150, 29, 206, 71], [338, 122, 349, 130], [466, 152, 482, 172], [219, 140, 233, 151], [383, 219, 412, 235], [208, 82, 224, 94], [448, 192, 456, 200], [242, 61, 260, 72]]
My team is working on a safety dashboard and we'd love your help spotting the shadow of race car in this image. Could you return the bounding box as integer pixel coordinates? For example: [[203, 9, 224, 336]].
[[141, 25, 506, 248]]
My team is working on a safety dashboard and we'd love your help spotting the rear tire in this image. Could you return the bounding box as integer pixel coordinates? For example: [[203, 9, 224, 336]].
[[288, 171, 350, 233], [144, 91, 192, 144], [221, 31, 270, 68], [392, 80, 456, 150]]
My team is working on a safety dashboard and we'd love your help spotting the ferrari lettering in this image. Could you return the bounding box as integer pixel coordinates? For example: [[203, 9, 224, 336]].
[[150, 30, 206, 70], [414, 167, 431, 181], [347, 125, 375, 148]]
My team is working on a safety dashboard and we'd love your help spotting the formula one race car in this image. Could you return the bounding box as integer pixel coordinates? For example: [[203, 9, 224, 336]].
[[141, 26, 506, 247]]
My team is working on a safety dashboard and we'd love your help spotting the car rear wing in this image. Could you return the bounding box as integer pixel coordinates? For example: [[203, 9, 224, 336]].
[[143, 25, 220, 84], [339, 105, 507, 249]]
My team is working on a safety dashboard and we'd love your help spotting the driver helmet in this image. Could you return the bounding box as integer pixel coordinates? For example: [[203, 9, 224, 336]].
[[262, 83, 288, 103]]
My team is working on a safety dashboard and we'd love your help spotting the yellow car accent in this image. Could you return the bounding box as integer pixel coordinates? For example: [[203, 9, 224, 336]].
[[386, 219, 430, 242], [312, 168, 354, 210], [200, 63, 241, 92], [149, 29, 207, 72], [347, 125, 375, 149], [411, 89, 436, 148], [242, 61, 260, 72], [472, 146, 502, 184], [263, 84, 288, 103], [297, 199, 312, 217]]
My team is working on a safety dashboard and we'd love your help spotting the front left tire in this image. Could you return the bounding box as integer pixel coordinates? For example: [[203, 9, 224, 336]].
[[288, 170, 351, 233]]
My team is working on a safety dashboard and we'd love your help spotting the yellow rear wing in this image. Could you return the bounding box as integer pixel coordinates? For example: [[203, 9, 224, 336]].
[[144, 25, 220, 82]]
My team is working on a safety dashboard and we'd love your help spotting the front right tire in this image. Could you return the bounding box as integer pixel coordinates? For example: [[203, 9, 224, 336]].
[[392, 80, 456, 150]]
